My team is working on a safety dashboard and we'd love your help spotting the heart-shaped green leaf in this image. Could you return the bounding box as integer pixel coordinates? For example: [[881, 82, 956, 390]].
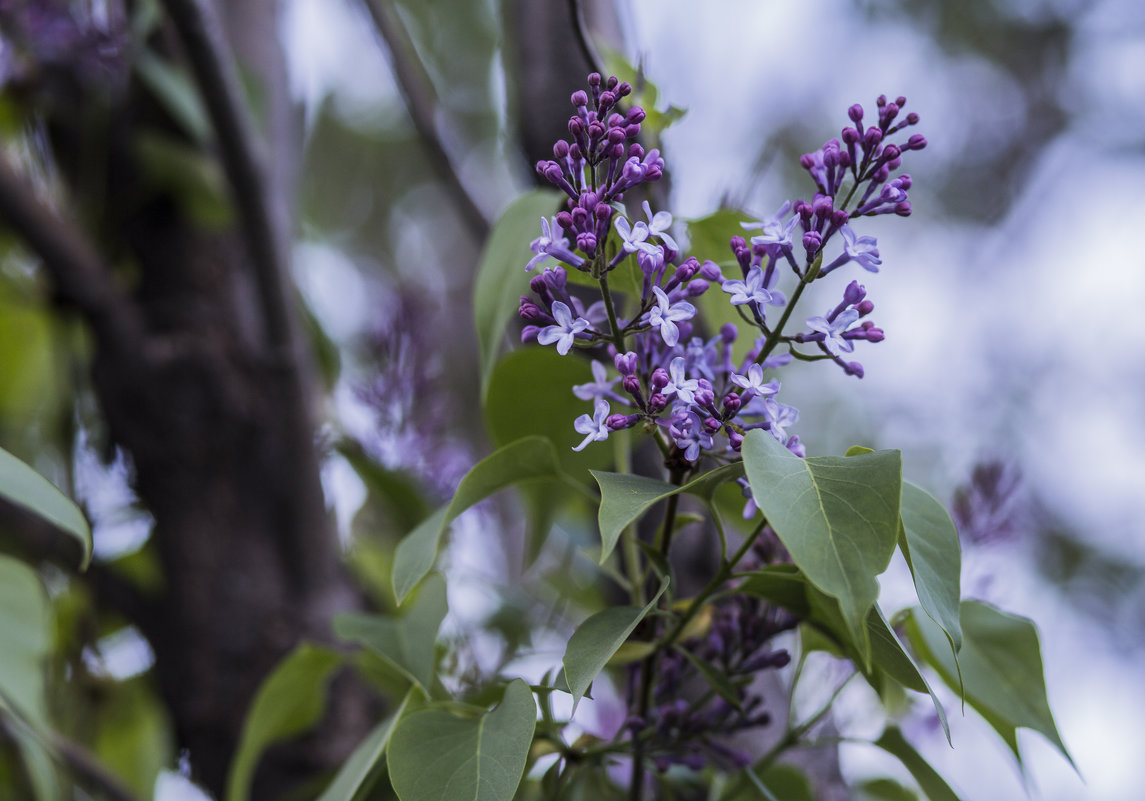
[[334, 574, 447, 692], [900, 481, 962, 654], [315, 690, 415, 801], [392, 437, 564, 603], [563, 574, 670, 710], [742, 431, 902, 661], [388, 679, 536, 801]]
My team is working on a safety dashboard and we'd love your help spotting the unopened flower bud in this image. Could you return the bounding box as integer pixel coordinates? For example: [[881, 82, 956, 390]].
[[844, 280, 866, 305], [703, 416, 721, 434], [650, 368, 669, 391], [686, 279, 709, 297], [606, 413, 640, 430], [521, 325, 540, 343], [648, 393, 668, 413], [622, 374, 643, 398], [615, 351, 638, 375], [722, 393, 742, 415], [856, 299, 874, 316], [844, 361, 865, 378], [727, 428, 744, 450], [849, 103, 864, 123], [802, 231, 822, 253]]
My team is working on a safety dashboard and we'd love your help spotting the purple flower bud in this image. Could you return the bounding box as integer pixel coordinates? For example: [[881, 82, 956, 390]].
[[607, 127, 625, 145], [607, 413, 640, 430], [882, 144, 901, 161], [568, 118, 584, 137], [857, 299, 874, 316], [628, 143, 644, 159], [648, 393, 668, 413], [685, 279, 709, 297], [598, 91, 615, 110], [624, 123, 642, 139], [650, 368, 669, 391], [518, 298, 542, 320], [727, 428, 744, 450], [615, 351, 638, 375], [905, 133, 927, 150], [842, 126, 861, 145], [627, 107, 646, 124], [571, 90, 588, 107], [542, 163, 563, 184], [802, 231, 822, 253], [721, 323, 738, 343], [906, 112, 920, 125], [895, 95, 907, 107], [894, 201, 912, 216], [703, 416, 721, 434], [553, 140, 570, 159], [576, 232, 597, 255], [617, 81, 632, 97], [569, 142, 583, 160], [864, 326, 885, 342], [723, 393, 742, 415], [843, 280, 866, 305], [529, 275, 547, 294], [571, 207, 589, 227], [556, 212, 573, 232], [864, 126, 883, 148], [799, 153, 815, 170], [588, 120, 605, 140], [622, 374, 643, 398], [849, 103, 864, 123], [844, 361, 864, 378], [594, 202, 612, 223], [521, 325, 540, 343], [605, 75, 619, 90], [588, 72, 601, 87], [697, 260, 721, 282], [608, 112, 624, 128]]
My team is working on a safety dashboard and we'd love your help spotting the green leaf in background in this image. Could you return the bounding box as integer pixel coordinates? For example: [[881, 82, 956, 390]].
[[334, 574, 447, 692], [0, 705, 59, 801], [906, 601, 1075, 770], [856, 777, 920, 801], [742, 431, 902, 661], [473, 189, 563, 397], [315, 690, 414, 801], [225, 644, 342, 801], [0, 447, 92, 570], [0, 556, 51, 729], [562, 574, 670, 710], [590, 462, 744, 563], [720, 761, 815, 801], [91, 678, 172, 800], [900, 482, 963, 654], [387, 679, 536, 801], [135, 50, 211, 144], [874, 727, 963, 801], [391, 436, 564, 603]]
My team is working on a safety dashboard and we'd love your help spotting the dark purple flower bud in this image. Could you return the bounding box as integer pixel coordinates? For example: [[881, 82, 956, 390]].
[[607, 413, 641, 430], [905, 134, 927, 150], [895, 95, 907, 107], [650, 368, 669, 391], [648, 393, 668, 413], [542, 162, 563, 184], [831, 209, 850, 227], [843, 280, 866, 305], [697, 260, 721, 282], [518, 297, 542, 320], [628, 142, 644, 159], [685, 279, 709, 297], [608, 113, 624, 128], [553, 140, 570, 159], [587, 120, 606, 141], [721, 323, 738, 343], [802, 231, 822, 253], [723, 393, 742, 415], [906, 112, 920, 125], [728, 428, 744, 450], [569, 142, 584, 160], [844, 361, 865, 378], [588, 72, 601, 87], [857, 299, 875, 316], [703, 416, 721, 434], [894, 201, 912, 216], [605, 75, 619, 90], [543, 267, 567, 291], [877, 94, 888, 107], [598, 91, 616, 110], [571, 207, 589, 227], [696, 388, 716, 409], [615, 351, 638, 375], [617, 81, 632, 97], [595, 202, 612, 222], [864, 326, 885, 342], [608, 141, 626, 160], [521, 325, 540, 343], [607, 127, 626, 145], [568, 117, 584, 137], [529, 275, 547, 294], [576, 232, 597, 255], [622, 374, 643, 400], [849, 104, 864, 123], [864, 126, 883, 148], [795, 200, 813, 224], [571, 90, 588, 107], [842, 126, 861, 145], [882, 144, 901, 161]]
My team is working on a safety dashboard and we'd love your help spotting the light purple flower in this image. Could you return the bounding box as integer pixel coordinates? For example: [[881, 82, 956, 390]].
[[572, 399, 611, 452], [806, 308, 860, 357], [839, 225, 881, 272], [663, 357, 699, 404], [742, 202, 799, 251], [645, 286, 696, 347], [538, 300, 590, 355], [573, 360, 617, 401], [642, 200, 678, 251], [763, 398, 800, 443], [614, 216, 660, 256], [669, 409, 712, 462], [731, 364, 780, 399], [721, 266, 772, 307], [526, 217, 585, 271]]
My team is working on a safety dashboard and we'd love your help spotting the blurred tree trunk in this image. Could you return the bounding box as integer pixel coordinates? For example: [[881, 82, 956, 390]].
[[0, 0, 367, 798]]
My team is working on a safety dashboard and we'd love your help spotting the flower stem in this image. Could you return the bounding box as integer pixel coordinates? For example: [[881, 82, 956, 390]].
[[598, 272, 626, 349]]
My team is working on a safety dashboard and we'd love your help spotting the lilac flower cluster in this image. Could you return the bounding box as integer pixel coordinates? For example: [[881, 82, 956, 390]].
[[0, 0, 126, 92], [517, 78, 925, 468], [625, 592, 798, 772]]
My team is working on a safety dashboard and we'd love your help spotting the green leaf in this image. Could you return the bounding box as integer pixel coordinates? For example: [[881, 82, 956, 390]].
[[473, 189, 563, 396], [226, 644, 342, 801], [392, 437, 564, 603], [315, 691, 414, 801], [334, 574, 447, 692], [906, 601, 1074, 770], [591, 463, 745, 563], [720, 762, 814, 801], [0, 706, 59, 801], [740, 564, 949, 741], [742, 431, 902, 661], [388, 679, 536, 801], [91, 678, 172, 799], [675, 648, 744, 713], [563, 574, 670, 710], [0, 556, 51, 729], [0, 446, 92, 569], [899, 482, 963, 654], [874, 726, 962, 801], [856, 777, 920, 801], [135, 50, 211, 143]]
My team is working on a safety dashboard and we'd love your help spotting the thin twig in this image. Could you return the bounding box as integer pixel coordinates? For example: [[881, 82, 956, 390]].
[[359, 0, 491, 241], [159, 0, 297, 355], [0, 155, 143, 351]]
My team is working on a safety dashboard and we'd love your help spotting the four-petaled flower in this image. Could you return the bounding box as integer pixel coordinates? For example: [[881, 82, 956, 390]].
[[839, 225, 881, 272], [663, 357, 699, 404], [572, 399, 611, 451], [742, 202, 799, 251], [763, 398, 800, 443], [526, 217, 585, 272], [642, 201, 678, 251], [573, 360, 617, 401], [615, 215, 661, 256], [731, 364, 780, 400], [538, 301, 590, 355], [722, 266, 772, 307], [806, 309, 860, 357], [645, 286, 696, 347]]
